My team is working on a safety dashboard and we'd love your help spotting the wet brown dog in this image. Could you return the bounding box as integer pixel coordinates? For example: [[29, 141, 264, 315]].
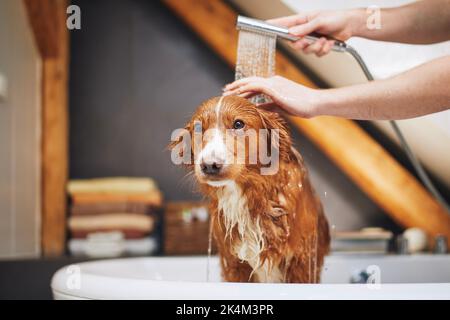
[[170, 96, 329, 282]]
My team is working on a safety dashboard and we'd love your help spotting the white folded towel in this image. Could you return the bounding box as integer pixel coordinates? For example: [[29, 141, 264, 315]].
[[67, 177, 159, 194], [68, 232, 158, 258]]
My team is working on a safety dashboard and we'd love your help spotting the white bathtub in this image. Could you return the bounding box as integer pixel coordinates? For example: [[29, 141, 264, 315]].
[[51, 254, 450, 300]]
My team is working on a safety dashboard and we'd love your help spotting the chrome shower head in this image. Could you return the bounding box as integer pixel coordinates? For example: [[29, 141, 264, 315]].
[[236, 15, 348, 52]]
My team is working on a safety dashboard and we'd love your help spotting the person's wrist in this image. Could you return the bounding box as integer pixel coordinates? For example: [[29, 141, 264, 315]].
[[309, 88, 338, 118], [347, 8, 367, 38], [306, 89, 327, 118]]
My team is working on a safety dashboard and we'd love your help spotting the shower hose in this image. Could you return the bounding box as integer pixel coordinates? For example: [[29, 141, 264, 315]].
[[345, 46, 450, 213]]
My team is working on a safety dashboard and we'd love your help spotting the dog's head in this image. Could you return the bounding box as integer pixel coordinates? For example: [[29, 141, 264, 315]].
[[170, 96, 293, 187]]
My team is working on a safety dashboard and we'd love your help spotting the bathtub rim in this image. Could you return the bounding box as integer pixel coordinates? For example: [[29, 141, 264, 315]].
[[51, 256, 450, 300]]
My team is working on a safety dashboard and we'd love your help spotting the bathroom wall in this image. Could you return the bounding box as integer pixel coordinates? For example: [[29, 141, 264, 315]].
[[0, 0, 41, 258], [69, 0, 401, 233]]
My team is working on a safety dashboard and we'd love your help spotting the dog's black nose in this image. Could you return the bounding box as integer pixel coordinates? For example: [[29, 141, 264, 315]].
[[201, 162, 223, 175]]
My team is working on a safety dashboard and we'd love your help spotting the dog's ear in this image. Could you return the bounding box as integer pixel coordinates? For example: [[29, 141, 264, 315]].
[[257, 109, 293, 161]]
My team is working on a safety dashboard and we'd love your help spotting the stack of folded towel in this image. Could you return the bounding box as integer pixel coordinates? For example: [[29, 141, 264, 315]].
[[67, 177, 162, 258]]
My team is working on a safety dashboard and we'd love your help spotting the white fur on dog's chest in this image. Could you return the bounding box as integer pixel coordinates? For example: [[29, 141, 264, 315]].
[[216, 182, 282, 282]]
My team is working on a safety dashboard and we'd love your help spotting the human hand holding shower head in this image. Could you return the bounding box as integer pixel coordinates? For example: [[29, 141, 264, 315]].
[[236, 15, 348, 53]]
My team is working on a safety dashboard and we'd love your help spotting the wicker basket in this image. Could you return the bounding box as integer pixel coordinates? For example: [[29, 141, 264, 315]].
[[164, 201, 217, 255]]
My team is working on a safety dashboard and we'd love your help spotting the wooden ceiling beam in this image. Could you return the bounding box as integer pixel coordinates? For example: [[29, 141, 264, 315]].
[[24, 0, 60, 58]]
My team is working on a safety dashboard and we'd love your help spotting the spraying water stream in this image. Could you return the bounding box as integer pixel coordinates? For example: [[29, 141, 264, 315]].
[[235, 30, 276, 104], [206, 215, 214, 282]]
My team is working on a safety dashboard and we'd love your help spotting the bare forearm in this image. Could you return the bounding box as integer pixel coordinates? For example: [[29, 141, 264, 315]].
[[316, 56, 450, 120], [352, 0, 450, 44]]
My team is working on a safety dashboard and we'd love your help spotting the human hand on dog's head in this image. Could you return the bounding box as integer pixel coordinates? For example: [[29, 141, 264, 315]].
[[223, 75, 322, 119]]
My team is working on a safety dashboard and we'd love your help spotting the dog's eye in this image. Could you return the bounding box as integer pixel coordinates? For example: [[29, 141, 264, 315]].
[[233, 120, 245, 130]]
